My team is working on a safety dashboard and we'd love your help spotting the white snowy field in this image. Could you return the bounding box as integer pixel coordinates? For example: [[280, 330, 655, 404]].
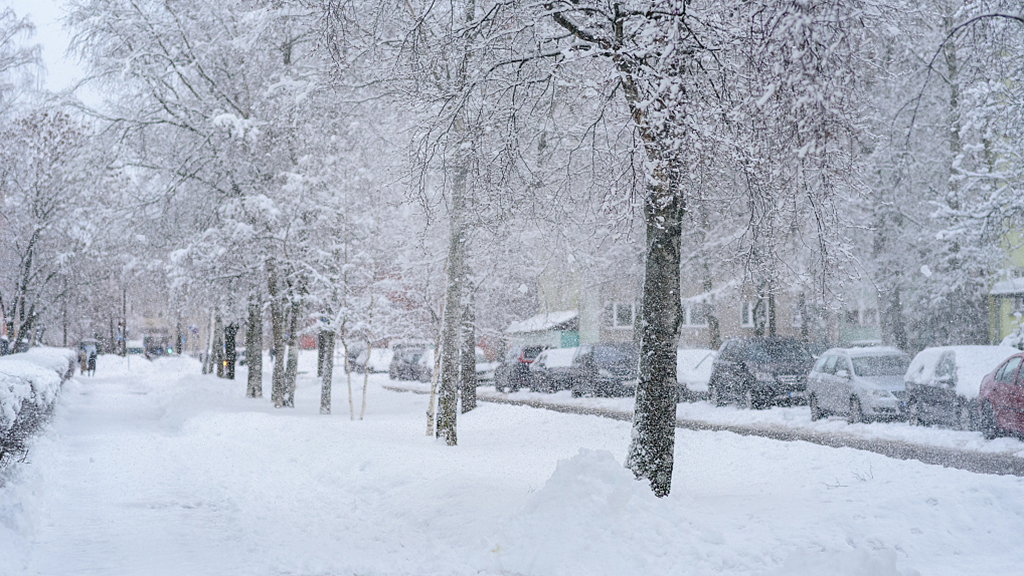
[[2, 353, 1024, 576]]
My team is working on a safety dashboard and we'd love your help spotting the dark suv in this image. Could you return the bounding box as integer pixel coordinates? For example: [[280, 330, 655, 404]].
[[494, 345, 548, 392], [570, 343, 640, 397], [708, 337, 814, 409]]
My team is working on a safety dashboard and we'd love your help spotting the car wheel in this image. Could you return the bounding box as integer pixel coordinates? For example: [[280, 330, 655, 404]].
[[743, 388, 759, 410], [907, 397, 924, 426], [708, 382, 726, 407], [956, 398, 974, 432], [847, 397, 864, 424], [809, 393, 825, 421], [979, 400, 999, 440]]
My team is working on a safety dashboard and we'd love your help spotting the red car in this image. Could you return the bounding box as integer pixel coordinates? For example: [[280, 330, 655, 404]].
[[977, 352, 1024, 439]]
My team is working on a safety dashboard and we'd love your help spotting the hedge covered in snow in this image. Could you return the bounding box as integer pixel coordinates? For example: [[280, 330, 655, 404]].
[[0, 347, 77, 459]]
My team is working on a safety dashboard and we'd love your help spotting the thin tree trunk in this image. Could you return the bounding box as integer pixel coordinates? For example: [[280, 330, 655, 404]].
[[359, 335, 370, 420], [246, 292, 263, 397], [320, 330, 335, 414], [317, 330, 326, 378], [426, 309, 443, 436], [459, 298, 476, 413], [214, 310, 225, 378], [340, 329, 355, 421], [225, 323, 238, 380], [268, 258, 287, 406], [626, 184, 684, 498], [283, 297, 300, 408]]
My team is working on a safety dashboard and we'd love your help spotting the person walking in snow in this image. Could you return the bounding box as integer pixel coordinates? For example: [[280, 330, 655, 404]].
[[79, 347, 89, 375]]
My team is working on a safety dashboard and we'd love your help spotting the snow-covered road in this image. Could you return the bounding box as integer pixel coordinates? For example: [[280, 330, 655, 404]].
[[3, 352, 1024, 575]]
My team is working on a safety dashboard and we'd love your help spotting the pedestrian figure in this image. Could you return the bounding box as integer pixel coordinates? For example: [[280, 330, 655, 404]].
[[87, 349, 97, 376], [79, 347, 88, 375]]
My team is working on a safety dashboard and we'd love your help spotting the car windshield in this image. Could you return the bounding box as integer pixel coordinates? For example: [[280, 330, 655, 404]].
[[746, 340, 811, 363], [851, 354, 910, 377], [593, 345, 638, 368]]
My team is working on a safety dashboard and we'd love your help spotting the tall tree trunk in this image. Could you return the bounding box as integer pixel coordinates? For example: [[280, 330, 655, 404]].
[[320, 329, 335, 415], [459, 298, 476, 413], [626, 184, 684, 498], [268, 258, 287, 406], [283, 297, 300, 408], [246, 292, 263, 398], [436, 162, 467, 445]]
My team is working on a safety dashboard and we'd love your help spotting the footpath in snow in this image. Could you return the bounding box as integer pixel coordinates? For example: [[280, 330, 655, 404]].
[[2, 352, 1023, 576]]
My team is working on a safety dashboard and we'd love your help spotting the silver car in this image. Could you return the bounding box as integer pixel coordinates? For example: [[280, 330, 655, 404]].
[[806, 347, 911, 423]]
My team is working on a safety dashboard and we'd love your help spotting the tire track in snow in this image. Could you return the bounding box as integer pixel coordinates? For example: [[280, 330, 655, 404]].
[[384, 384, 1024, 477]]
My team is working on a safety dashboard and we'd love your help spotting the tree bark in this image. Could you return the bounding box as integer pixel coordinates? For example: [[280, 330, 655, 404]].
[[460, 298, 477, 413], [213, 309, 225, 378], [436, 162, 467, 444], [224, 323, 238, 380], [267, 258, 287, 406], [626, 187, 684, 498], [320, 330, 335, 414], [283, 296, 300, 408], [246, 292, 263, 398]]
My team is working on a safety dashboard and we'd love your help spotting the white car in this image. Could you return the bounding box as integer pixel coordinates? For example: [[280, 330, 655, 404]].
[[806, 347, 911, 423]]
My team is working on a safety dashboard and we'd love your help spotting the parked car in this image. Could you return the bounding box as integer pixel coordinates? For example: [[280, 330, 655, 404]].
[[806, 347, 910, 423], [904, 345, 1019, 429], [494, 345, 548, 392], [353, 348, 394, 374], [977, 351, 1024, 438], [528, 347, 579, 392], [475, 348, 499, 383], [707, 337, 814, 409], [569, 343, 640, 398], [389, 345, 429, 381]]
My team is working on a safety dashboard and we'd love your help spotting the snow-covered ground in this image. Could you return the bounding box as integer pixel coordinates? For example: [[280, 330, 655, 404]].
[[2, 351, 1024, 575]]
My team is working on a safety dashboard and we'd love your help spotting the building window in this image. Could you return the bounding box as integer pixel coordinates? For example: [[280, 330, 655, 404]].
[[605, 302, 634, 329], [741, 301, 755, 328], [682, 302, 708, 327], [742, 299, 769, 329], [1013, 295, 1024, 314]]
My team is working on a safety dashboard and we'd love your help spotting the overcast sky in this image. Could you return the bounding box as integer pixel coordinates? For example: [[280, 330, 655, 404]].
[[6, 0, 87, 93]]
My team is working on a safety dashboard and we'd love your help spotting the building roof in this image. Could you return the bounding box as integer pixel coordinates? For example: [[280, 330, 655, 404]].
[[506, 310, 578, 334], [991, 277, 1024, 296]]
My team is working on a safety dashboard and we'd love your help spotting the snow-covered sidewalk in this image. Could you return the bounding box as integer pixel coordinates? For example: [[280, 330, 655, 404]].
[[2, 352, 1023, 575]]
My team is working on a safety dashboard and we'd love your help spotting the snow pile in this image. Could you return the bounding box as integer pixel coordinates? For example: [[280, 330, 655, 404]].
[[0, 347, 76, 447]]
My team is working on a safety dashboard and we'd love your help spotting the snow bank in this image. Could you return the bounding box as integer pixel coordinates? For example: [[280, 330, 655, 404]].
[[0, 347, 77, 452]]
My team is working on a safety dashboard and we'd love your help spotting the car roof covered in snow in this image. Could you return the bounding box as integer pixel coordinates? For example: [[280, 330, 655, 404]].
[[826, 346, 907, 358], [905, 345, 1020, 398], [538, 347, 578, 368]]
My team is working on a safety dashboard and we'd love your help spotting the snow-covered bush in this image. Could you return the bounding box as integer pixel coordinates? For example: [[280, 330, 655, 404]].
[[1000, 326, 1024, 351], [0, 348, 76, 460]]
